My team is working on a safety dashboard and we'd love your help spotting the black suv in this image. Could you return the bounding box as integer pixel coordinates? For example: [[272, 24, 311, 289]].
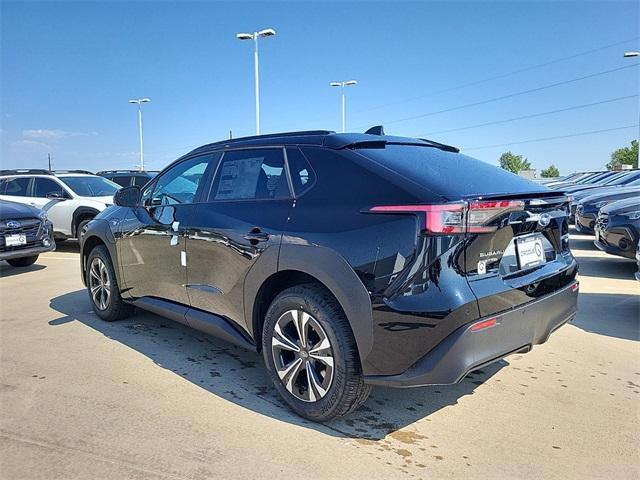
[[80, 130, 578, 421], [97, 170, 157, 188], [1, 199, 55, 266]]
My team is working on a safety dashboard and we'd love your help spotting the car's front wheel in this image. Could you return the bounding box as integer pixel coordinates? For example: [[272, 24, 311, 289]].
[[262, 284, 371, 422], [86, 245, 133, 321], [6, 255, 38, 267]]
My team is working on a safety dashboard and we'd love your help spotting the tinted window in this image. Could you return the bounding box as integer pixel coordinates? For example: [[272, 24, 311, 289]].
[[209, 149, 289, 201], [355, 145, 547, 198], [133, 175, 151, 187], [60, 176, 120, 197], [149, 155, 214, 205], [110, 176, 132, 187], [286, 147, 316, 195], [2, 177, 31, 196], [34, 178, 67, 198]]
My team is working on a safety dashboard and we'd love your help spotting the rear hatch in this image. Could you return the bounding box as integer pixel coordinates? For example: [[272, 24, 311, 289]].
[[352, 142, 577, 317], [461, 193, 576, 316]]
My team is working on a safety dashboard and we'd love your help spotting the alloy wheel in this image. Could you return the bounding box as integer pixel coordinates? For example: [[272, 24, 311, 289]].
[[271, 309, 335, 402], [89, 257, 111, 311]]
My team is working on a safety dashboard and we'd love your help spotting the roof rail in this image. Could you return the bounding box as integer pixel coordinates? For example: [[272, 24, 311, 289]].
[[52, 169, 94, 175], [0, 169, 52, 176], [199, 130, 335, 149], [97, 170, 145, 174]]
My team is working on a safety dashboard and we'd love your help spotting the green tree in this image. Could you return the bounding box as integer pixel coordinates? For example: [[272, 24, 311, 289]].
[[499, 151, 531, 174], [606, 140, 638, 169], [541, 165, 560, 178]]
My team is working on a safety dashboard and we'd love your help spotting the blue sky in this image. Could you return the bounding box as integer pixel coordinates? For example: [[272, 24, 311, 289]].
[[1, 0, 638, 174]]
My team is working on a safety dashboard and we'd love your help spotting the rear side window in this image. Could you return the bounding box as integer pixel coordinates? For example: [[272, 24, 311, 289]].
[[110, 176, 132, 187], [34, 178, 67, 198], [209, 148, 290, 201], [286, 147, 316, 196], [133, 175, 150, 187], [355, 145, 547, 198], [2, 177, 31, 196]]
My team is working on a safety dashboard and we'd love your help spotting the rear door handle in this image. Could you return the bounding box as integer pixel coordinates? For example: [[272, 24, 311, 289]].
[[243, 231, 269, 243]]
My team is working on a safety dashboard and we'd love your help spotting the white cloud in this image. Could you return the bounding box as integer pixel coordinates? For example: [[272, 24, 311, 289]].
[[22, 129, 97, 139], [10, 139, 52, 151]]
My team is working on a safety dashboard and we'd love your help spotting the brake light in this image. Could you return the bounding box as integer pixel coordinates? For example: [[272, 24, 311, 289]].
[[369, 204, 465, 234], [467, 200, 524, 233], [368, 200, 524, 234]]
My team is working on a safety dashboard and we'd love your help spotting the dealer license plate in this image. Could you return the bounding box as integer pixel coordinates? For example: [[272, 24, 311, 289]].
[[5, 234, 27, 247], [516, 234, 546, 270]]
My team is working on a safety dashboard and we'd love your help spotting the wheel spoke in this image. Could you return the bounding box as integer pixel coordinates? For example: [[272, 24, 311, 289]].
[[292, 310, 309, 347], [277, 357, 304, 391], [310, 353, 334, 368], [89, 267, 100, 282], [273, 323, 300, 352], [306, 361, 327, 402]]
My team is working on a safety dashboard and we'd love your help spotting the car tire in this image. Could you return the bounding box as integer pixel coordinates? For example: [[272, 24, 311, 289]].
[[86, 245, 133, 322], [262, 283, 371, 422], [76, 219, 92, 240], [7, 255, 38, 267]]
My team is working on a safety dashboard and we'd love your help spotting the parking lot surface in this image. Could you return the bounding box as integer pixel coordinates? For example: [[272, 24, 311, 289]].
[[1, 233, 638, 480]]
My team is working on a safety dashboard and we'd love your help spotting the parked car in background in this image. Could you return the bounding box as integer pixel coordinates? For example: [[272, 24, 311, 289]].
[[98, 170, 158, 188], [562, 170, 640, 196], [80, 129, 578, 422], [0, 199, 55, 266], [594, 197, 640, 260], [566, 173, 640, 222], [575, 186, 640, 234], [545, 171, 599, 188], [0, 169, 120, 240]]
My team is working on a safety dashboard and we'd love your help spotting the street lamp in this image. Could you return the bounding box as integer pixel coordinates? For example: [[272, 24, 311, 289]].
[[624, 51, 639, 165], [330, 80, 358, 133], [128, 98, 151, 171], [236, 28, 276, 135]]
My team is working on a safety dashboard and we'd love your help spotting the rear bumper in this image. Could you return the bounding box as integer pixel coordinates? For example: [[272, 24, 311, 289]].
[[365, 281, 578, 387]]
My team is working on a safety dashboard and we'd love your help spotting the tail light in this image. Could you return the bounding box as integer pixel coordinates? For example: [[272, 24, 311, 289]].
[[369, 200, 524, 234]]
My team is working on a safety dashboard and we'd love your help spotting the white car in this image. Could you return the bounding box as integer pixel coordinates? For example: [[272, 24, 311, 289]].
[[0, 169, 120, 240]]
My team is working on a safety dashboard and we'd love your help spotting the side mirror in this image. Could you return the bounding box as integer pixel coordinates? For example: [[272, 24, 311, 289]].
[[46, 192, 67, 200], [114, 185, 142, 207]]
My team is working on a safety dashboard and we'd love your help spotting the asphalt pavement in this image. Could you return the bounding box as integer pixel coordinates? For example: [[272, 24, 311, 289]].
[[0, 234, 638, 479]]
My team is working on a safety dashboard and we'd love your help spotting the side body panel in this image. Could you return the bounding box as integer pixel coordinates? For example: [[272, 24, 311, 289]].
[[186, 198, 291, 335]]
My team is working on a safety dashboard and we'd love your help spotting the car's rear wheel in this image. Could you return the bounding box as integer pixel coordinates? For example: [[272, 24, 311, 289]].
[[86, 245, 133, 321], [6, 255, 38, 267], [262, 284, 371, 422]]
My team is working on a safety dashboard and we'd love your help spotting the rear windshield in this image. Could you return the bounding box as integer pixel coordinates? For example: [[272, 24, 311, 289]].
[[356, 144, 547, 199]]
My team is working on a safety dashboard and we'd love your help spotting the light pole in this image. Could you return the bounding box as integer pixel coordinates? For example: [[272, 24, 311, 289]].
[[624, 51, 639, 166], [330, 80, 358, 133], [236, 28, 276, 135], [128, 98, 151, 171]]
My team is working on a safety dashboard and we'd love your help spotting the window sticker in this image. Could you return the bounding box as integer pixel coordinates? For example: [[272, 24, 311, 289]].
[[215, 157, 264, 200]]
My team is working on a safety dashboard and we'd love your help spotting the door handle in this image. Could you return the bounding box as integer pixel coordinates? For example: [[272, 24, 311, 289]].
[[243, 231, 269, 243]]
